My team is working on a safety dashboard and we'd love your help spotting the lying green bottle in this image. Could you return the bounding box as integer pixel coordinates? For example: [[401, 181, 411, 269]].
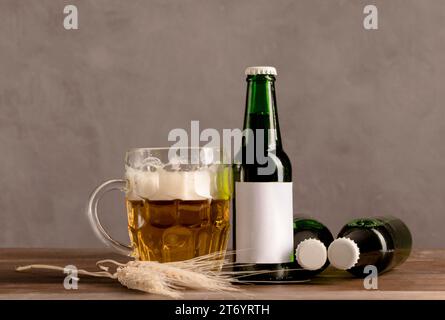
[[291, 216, 334, 278], [327, 216, 412, 277]]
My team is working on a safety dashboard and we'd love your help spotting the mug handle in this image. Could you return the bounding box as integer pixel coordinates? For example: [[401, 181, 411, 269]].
[[86, 179, 133, 256]]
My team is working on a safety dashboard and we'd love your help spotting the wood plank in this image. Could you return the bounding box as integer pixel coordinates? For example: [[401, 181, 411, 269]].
[[1, 249, 444, 300]]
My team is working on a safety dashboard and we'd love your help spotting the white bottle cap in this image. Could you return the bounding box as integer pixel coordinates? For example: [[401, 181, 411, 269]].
[[245, 66, 277, 76], [294, 238, 328, 271], [327, 237, 360, 270]]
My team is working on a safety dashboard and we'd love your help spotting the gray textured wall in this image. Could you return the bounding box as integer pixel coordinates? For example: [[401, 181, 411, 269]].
[[1, 0, 444, 248]]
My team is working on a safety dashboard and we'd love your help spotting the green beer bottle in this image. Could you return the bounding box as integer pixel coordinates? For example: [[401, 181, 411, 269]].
[[233, 66, 294, 281], [292, 216, 334, 278], [327, 216, 412, 277]]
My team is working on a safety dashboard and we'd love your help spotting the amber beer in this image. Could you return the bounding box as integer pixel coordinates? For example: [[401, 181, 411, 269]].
[[124, 147, 232, 262], [126, 198, 230, 262]]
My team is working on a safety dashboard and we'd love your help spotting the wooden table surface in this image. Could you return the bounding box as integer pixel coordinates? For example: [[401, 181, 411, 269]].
[[1, 248, 444, 300]]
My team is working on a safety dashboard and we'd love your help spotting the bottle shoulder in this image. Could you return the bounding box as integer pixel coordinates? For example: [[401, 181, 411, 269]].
[[235, 149, 292, 182], [294, 217, 326, 231], [340, 217, 412, 251]]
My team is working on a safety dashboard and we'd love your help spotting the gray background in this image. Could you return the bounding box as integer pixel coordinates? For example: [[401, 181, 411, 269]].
[[1, 0, 444, 248]]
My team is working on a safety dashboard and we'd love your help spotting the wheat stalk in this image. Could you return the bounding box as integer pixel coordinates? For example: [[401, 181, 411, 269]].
[[16, 251, 245, 298]]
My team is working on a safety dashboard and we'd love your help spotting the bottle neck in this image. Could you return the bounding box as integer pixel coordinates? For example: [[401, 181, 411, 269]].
[[345, 229, 387, 268], [294, 230, 319, 246], [243, 75, 282, 151]]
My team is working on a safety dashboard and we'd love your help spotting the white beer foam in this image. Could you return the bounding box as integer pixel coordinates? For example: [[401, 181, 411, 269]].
[[125, 167, 142, 200], [132, 169, 212, 201], [134, 170, 159, 199]]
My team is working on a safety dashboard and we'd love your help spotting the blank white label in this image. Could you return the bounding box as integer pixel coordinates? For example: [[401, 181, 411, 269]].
[[235, 182, 293, 263]]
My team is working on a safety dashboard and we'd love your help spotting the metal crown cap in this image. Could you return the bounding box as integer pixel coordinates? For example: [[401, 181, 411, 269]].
[[295, 238, 328, 271], [327, 237, 361, 270], [245, 66, 277, 76]]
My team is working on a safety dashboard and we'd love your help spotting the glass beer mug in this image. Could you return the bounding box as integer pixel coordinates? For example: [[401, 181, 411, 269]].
[[87, 147, 232, 262]]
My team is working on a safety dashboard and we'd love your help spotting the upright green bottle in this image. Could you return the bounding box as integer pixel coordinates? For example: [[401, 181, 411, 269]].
[[234, 66, 293, 281], [327, 216, 412, 277]]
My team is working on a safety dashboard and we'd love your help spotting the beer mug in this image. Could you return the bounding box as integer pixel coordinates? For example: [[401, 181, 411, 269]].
[[87, 147, 232, 262]]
